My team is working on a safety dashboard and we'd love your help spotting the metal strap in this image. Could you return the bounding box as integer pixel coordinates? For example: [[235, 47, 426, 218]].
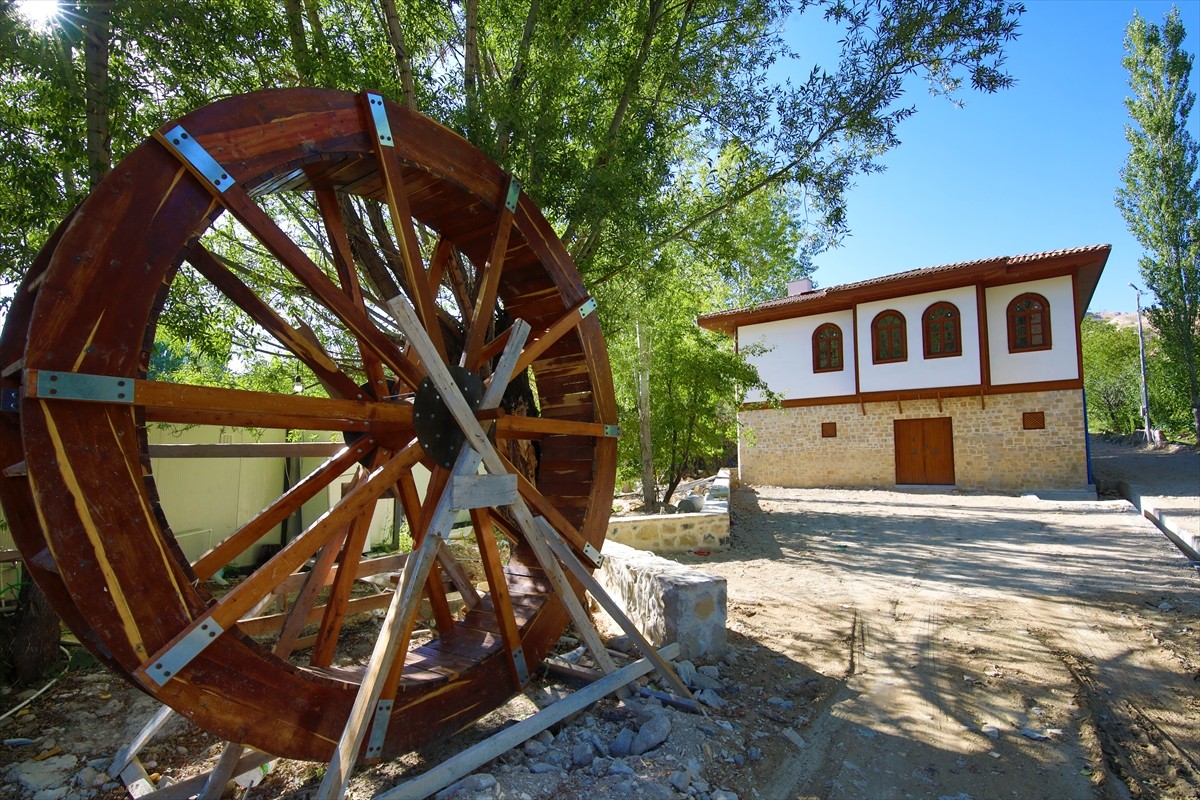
[[505, 179, 521, 212], [365, 699, 394, 759], [36, 371, 134, 403], [579, 297, 598, 319], [366, 93, 394, 147], [161, 126, 233, 192], [144, 618, 225, 686]]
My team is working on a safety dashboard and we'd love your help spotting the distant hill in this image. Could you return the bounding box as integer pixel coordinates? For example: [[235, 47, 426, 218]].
[[1087, 311, 1141, 330]]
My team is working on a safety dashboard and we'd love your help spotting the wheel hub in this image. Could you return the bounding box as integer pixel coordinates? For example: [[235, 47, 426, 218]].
[[413, 365, 484, 469]]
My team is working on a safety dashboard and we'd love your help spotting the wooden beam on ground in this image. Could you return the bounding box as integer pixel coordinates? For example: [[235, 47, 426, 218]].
[[374, 644, 681, 800]]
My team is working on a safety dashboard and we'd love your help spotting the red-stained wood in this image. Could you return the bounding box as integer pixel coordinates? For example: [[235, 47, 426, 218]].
[[469, 508, 526, 689], [463, 178, 516, 370], [2, 87, 618, 764]]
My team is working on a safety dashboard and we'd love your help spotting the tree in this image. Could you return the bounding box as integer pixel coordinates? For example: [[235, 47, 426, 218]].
[[1081, 316, 1141, 433], [1116, 6, 1200, 441]]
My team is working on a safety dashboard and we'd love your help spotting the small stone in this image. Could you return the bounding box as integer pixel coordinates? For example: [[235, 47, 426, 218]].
[[631, 714, 672, 755], [695, 689, 726, 709], [529, 763, 557, 774], [523, 740, 547, 757], [608, 635, 636, 653], [32, 789, 69, 800], [981, 724, 1000, 739], [767, 697, 794, 710], [536, 730, 554, 746], [1019, 727, 1049, 741], [572, 742, 595, 768], [712, 791, 739, 800], [1158, 601, 1175, 612], [698, 665, 720, 679], [590, 757, 610, 777], [722, 650, 740, 667], [748, 747, 762, 761], [460, 774, 496, 791], [608, 759, 634, 776], [676, 660, 699, 687], [670, 770, 693, 791], [610, 727, 635, 757]]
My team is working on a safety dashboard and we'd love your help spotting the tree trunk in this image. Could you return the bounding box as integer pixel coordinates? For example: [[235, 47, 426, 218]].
[[463, 0, 480, 140], [637, 321, 656, 512], [378, 0, 416, 107], [82, 0, 112, 189], [11, 580, 61, 686], [283, 0, 310, 84]]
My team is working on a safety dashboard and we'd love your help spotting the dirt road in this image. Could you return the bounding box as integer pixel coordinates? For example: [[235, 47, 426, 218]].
[[679, 478, 1199, 800]]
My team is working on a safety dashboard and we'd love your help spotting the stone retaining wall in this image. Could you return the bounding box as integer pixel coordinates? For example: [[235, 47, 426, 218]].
[[596, 540, 728, 659], [606, 470, 732, 553]]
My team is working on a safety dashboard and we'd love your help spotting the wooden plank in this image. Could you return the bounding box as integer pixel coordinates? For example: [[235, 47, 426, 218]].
[[374, 644, 681, 800], [312, 483, 377, 666], [451, 474, 518, 510], [463, 177, 517, 369], [319, 317, 531, 793], [494, 416, 612, 440], [274, 519, 350, 658], [362, 93, 446, 360], [24, 371, 413, 429], [533, 516, 698, 707], [148, 442, 345, 459], [237, 592, 393, 637], [470, 508, 526, 688], [508, 297, 594, 378], [198, 743, 244, 800]]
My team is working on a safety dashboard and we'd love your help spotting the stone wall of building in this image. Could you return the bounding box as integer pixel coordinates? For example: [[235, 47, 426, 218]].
[[606, 510, 729, 553], [739, 388, 1088, 491]]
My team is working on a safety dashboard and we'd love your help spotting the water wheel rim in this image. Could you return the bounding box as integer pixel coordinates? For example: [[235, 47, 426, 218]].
[[2, 88, 616, 760]]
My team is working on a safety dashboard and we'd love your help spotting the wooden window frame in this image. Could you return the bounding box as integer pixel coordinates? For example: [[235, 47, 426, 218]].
[[812, 322, 844, 373], [871, 310, 907, 364], [922, 301, 962, 359], [1007, 292, 1052, 353]]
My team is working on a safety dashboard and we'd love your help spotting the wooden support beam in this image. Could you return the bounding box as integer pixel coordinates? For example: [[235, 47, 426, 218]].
[[374, 644, 681, 800], [148, 442, 346, 459], [318, 318, 531, 796]]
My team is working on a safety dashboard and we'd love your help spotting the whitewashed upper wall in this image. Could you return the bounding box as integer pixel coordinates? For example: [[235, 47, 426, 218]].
[[733, 275, 1081, 402], [740, 309, 856, 402], [985, 275, 1078, 385], [855, 285, 981, 393]]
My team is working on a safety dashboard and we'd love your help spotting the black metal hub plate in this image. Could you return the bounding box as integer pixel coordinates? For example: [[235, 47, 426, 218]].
[[413, 366, 484, 469]]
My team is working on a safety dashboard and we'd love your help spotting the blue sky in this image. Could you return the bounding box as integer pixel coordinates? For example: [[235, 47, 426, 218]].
[[783, 0, 1200, 313]]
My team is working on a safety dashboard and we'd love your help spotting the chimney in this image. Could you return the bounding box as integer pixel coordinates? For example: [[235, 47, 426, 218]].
[[787, 277, 814, 296]]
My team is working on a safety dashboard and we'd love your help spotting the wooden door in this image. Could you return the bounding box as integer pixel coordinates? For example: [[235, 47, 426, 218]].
[[893, 417, 955, 485]]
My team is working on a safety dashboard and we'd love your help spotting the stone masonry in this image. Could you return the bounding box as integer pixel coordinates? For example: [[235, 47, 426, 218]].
[[739, 388, 1088, 491], [597, 540, 728, 659]]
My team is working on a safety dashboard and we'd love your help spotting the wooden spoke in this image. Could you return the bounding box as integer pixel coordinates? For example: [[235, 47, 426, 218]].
[[508, 297, 596, 378], [361, 93, 446, 361], [154, 129, 424, 391], [275, 518, 351, 658], [314, 188, 389, 397], [24, 371, 414, 433], [469, 508, 525, 689], [496, 451, 590, 559], [187, 245, 363, 400], [426, 237, 454, 296], [310, 472, 377, 667], [462, 177, 518, 370], [133, 443, 423, 686], [494, 415, 614, 440], [191, 443, 371, 580]]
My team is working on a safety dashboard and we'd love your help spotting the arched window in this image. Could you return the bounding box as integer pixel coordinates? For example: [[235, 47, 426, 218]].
[[1007, 293, 1052, 352], [923, 302, 961, 358], [871, 310, 907, 364], [812, 323, 843, 372]]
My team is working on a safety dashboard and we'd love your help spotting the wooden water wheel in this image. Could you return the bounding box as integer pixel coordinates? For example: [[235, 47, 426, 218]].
[[0, 88, 617, 762]]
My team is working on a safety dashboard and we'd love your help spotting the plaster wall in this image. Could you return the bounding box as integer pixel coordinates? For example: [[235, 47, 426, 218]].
[[985, 275, 1079, 385]]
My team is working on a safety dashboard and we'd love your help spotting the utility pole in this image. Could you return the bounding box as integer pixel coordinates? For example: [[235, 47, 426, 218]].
[[1130, 283, 1154, 447]]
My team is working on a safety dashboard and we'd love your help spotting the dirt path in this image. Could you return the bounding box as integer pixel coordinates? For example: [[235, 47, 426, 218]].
[[675, 479, 1199, 800], [2, 445, 1197, 800]]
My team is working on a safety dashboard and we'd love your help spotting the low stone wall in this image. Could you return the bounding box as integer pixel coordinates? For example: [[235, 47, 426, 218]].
[[606, 469, 732, 553], [596, 540, 728, 659], [606, 510, 729, 553]]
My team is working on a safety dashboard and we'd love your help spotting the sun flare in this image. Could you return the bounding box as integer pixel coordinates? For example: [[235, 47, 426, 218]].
[[14, 0, 60, 30]]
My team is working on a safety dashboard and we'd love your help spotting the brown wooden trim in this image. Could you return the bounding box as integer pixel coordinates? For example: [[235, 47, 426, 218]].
[[1005, 292, 1053, 353], [976, 284, 991, 389], [148, 442, 347, 459], [1071, 272, 1085, 382], [870, 309, 907, 364], [740, 379, 1083, 411], [921, 301, 962, 359], [811, 322, 845, 373]]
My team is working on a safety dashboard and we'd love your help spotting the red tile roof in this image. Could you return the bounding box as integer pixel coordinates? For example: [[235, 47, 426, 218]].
[[697, 244, 1111, 334]]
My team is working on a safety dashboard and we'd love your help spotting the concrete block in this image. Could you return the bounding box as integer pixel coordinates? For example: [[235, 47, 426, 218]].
[[597, 541, 728, 659]]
